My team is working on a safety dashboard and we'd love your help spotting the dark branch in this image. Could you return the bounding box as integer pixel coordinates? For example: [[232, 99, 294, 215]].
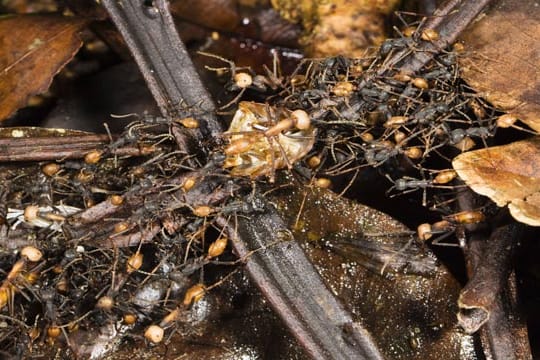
[[218, 203, 384, 360], [101, 0, 223, 143]]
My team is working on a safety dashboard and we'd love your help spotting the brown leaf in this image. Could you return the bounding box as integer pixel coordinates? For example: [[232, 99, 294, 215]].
[[0, 14, 86, 121], [452, 137, 540, 226], [170, 0, 239, 32], [271, 186, 475, 359], [458, 0, 540, 131]]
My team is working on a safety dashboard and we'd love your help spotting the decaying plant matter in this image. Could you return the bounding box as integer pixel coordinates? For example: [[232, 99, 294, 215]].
[[0, 0, 536, 359]]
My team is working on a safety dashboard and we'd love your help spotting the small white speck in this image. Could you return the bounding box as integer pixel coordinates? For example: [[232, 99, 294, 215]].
[[11, 129, 25, 137]]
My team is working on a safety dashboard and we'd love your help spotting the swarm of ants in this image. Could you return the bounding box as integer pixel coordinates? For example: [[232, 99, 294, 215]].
[[0, 21, 525, 357]]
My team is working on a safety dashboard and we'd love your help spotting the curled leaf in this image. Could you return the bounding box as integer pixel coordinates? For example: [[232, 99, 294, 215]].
[[459, 0, 540, 131], [0, 14, 87, 121], [452, 137, 540, 226]]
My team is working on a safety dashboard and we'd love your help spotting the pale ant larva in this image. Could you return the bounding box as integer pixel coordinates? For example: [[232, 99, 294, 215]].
[[222, 102, 316, 181]]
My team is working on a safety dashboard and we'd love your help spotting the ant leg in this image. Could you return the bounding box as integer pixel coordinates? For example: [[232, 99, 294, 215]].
[[218, 88, 246, 111], [431, 230, 459, 247]]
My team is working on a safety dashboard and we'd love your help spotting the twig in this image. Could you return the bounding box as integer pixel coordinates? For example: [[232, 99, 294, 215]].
[[458, 223, 518, 332], [217, 205, 384, 360], [384, 0, 494, 74], [100, 0, 223, 144], [0, 133, 149, 162], [455, 185, 532, 359]]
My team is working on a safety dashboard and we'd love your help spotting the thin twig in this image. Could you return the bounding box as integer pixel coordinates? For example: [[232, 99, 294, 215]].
[[385, 0, 494, 74], [218, 206, 384, 360], [100, 0, 223, 144], [0, 133, 148, 162]]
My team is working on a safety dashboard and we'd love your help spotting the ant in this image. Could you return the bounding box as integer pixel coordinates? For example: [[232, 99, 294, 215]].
[[386, 169, 458, 206], [496, 113, 539, 134], [417, 209, 486, 246], [363, 127, 428, 167], [198, 52, 283, 111], [448, 127, 492, 145]]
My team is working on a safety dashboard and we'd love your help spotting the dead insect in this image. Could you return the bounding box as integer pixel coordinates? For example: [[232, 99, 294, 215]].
[[222, 102, 316, 180]]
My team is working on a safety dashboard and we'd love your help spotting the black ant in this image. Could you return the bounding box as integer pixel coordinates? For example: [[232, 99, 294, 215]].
[[386, 170, 458, 206], [198, 52, 283, 111]]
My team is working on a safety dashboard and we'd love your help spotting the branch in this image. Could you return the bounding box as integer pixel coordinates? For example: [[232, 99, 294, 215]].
[[384, 0, 494, 74], [218, 203, 384, 360], [100, 0, 223, 143]]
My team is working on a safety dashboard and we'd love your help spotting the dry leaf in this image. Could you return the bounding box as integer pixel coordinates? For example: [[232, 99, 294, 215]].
[[271, 186, 476, 359], [170, 0, 240, 32], [452, 137, 540, 226], [459, 0, 540, 131], [0, 14, 86, 121]]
